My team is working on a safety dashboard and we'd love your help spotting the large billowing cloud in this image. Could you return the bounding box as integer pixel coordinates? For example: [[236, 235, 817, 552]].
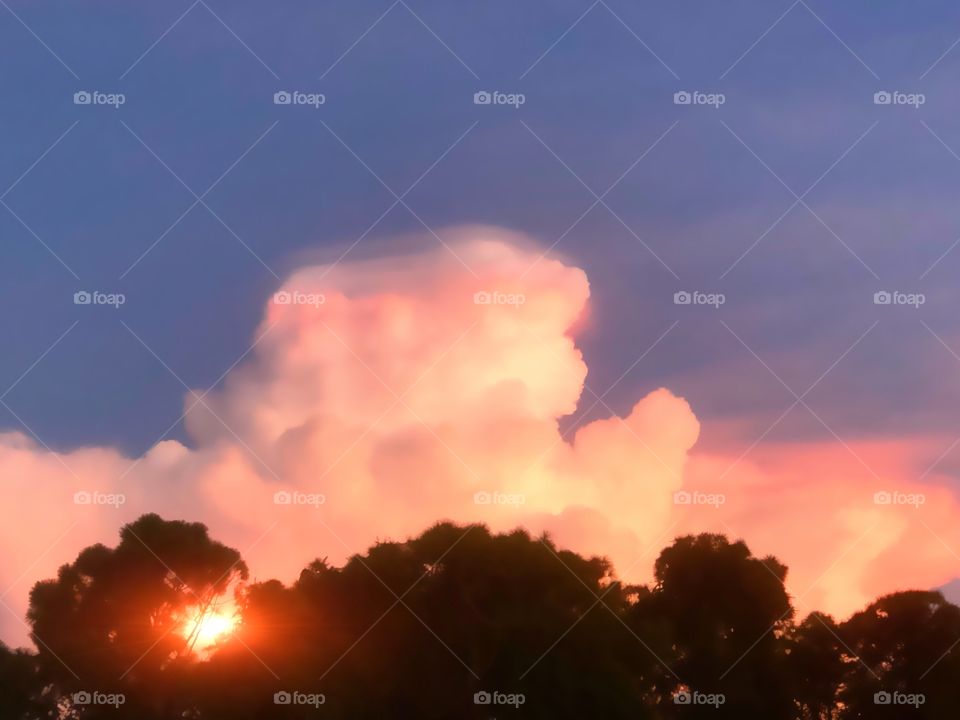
[[1, 226, 958, 645]]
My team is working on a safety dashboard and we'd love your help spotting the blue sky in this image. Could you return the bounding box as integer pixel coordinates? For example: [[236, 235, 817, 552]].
[[3, 0, 960, 465]]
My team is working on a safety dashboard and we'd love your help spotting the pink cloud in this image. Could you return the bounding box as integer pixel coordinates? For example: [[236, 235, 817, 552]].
[[0, 227, 957, 646]]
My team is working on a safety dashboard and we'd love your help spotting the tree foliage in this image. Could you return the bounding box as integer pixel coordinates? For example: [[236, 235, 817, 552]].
[[1, 514, 956, 719]]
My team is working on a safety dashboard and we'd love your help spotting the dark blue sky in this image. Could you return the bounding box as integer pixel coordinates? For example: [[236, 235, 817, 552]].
[[3, 0, 960, 464]]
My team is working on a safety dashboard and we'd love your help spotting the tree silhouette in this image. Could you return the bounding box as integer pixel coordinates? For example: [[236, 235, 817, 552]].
[[27, 514, 247, 719], [201, 523, 650, 719], [633, 534, 796, 719], [0, 514, 956, 719], [839, 591, 960, 719], [0, 642, 46, 720], [787, 612, 845, 719]]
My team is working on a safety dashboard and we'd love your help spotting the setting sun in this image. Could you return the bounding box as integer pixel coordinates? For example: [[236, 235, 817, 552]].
[[181, 606, 239, 653]]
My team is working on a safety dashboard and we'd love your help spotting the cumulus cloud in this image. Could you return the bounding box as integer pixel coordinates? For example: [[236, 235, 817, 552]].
[[684, 438, 960, 617], [0, 226, 958, 645]]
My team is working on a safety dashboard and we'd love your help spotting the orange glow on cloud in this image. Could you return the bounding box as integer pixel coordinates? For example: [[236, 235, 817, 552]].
[[0, 226, 958, 645]]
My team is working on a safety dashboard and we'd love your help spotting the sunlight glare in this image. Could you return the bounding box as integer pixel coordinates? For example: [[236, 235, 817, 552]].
[[182, 606, 238, 653]]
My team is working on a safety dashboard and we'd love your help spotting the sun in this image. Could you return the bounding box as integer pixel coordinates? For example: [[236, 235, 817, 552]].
[[181, 605, 239, 654]]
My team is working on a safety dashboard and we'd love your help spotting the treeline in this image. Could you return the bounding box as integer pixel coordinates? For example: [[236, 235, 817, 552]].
[[2, 513, 959, 719]]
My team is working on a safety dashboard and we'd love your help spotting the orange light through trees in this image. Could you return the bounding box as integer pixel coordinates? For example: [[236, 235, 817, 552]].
[[181, 602, 239, 654]]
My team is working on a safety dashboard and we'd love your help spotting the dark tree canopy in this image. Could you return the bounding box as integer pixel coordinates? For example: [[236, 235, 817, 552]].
[[26, 514, 247, 719], [0, 514, 955, 720], [839, 591, 960, 719]]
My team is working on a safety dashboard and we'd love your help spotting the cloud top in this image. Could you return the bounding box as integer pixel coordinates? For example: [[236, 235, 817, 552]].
[[0, 227, 957, 645]]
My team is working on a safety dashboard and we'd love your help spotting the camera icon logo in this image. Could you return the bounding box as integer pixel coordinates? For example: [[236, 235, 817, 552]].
[[672, 490, 692, 505], [73, 491, 92, 505], [674, 691, 692, 704], [274, 91, 292, 105], [473, 691, 492, 705], [873, 291, 891, 305], [674, 91, 692, 105], [274, 691, 292, 705], [74, 91, 92, 105], [473, 91, 492, 105], [473, 491, 492, 505], [273, 291, 292, 305], [873, 491, 892, 505], [673, 291, 692, 305], [74, 291, 92, 305], [72, 691, 92, 705], [873, 91, 892, 105], [273, 490, 292, 505], [874, 691, 892, 705], [473, 291, 492, 305]]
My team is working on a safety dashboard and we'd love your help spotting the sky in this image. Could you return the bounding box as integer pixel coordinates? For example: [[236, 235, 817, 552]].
[[2, 0, 960, 645]]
